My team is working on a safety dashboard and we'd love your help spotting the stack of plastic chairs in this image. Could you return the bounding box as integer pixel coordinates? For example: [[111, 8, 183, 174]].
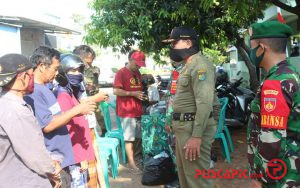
[[99, 102, 127, 164], [214, 97, 234, 163], [94, 124, 119, 188]]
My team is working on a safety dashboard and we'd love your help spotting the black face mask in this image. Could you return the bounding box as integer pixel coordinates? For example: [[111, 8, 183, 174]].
[[169, 46, 199, 62]]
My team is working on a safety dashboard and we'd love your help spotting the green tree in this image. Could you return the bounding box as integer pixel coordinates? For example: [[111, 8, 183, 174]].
[[87, 0, 298, 91]]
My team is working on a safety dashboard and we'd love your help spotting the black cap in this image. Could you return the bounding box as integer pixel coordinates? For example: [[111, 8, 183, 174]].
[[0, 54, 33, 87], [162, 26, 198, 43]]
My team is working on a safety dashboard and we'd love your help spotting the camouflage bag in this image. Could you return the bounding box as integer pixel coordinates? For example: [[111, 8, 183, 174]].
[[141, 114, 172, 158]]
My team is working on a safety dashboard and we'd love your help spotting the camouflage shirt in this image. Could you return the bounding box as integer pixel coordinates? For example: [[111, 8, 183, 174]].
[[84, 65, 100, 96], [247, 60, 300, 187]]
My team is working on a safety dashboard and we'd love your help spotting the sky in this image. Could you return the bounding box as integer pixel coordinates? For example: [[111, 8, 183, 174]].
[[0, 0, 160, 70], [0, 0, 92, 28]]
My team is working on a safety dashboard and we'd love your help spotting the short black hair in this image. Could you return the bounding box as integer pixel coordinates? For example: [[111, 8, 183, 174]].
[[128, 50, 137, 60], [73, 45, 96, 59], [30, 46, 60, 68], [258, 38, 287, 53]]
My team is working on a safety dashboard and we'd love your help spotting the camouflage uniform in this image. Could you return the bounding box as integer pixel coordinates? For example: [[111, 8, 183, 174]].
[[84, 65, 100, 96], [247, 60, 300, 187], [83, 65, 106, 133]]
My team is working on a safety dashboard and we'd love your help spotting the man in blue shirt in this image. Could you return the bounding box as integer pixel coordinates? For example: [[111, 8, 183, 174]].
[[25, 46, 96, 187]]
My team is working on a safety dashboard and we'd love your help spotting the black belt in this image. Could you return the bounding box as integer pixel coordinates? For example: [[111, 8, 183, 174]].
[[172, 112, 213, 121]]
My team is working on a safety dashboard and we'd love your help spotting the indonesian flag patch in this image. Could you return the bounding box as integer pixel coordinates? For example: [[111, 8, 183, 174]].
[[260, 80, 290, 130]]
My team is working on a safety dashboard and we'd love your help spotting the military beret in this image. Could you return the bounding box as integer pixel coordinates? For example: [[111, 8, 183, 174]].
[[250, 21, 292, 40]]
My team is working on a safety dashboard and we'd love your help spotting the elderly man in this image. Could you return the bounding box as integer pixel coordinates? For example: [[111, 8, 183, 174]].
[[0, 54, 57, 187], [25, 46, 96, 187]]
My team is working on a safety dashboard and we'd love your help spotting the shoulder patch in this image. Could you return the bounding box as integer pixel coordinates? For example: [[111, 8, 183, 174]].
[[197, 66, 207, 80]]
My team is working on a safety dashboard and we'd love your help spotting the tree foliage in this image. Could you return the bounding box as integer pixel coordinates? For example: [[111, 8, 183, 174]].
[[85, 0, 299, 91], [86, 0, 267, 60]]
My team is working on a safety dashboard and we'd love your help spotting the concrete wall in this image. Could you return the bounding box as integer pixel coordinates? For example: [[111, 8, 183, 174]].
[[20, 28, 45, 57], [0, 24, 21, 56]]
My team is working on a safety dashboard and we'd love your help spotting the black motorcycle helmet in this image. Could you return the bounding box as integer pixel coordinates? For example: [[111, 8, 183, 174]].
[[55, 54, 84, 87], [215, 69, 229, 87]]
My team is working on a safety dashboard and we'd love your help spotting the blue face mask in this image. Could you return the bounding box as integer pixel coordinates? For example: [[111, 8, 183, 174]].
[[249, 45, 265, 67], [67, 74, 84, 87]]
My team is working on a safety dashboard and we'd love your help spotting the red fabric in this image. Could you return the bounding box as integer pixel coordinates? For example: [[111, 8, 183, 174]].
[[277, 11, 285, 24], [57, 92, 95, 163], [260, 80, 290, 130], [114, 67, 143, 117], [131, 51, 146, 67], [170, 70, 179, 94]]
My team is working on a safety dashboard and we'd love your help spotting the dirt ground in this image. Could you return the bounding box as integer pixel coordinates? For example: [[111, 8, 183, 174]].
[[109, 126, 250, 188]]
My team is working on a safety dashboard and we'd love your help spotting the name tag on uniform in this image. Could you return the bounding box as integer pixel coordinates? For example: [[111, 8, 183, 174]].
[[49, 102, 61, 115]]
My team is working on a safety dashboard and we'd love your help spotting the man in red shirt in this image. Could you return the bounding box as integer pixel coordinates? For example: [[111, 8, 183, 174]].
[[113, 50, 146, 172]]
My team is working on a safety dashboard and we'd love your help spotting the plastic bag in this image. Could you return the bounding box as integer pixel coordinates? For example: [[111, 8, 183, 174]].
[[141, 152, 177, 186]]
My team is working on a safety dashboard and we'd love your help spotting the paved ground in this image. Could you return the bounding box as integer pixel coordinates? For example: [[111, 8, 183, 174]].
[[107, 126, 249, 188], [100, 87, 250, 188]]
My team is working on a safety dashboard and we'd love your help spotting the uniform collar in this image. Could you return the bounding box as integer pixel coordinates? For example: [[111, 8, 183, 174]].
[[267, 60, 287, 77]]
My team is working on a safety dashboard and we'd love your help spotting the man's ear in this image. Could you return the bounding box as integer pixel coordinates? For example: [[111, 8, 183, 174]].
[[15, 72, 26, 86], [16, 72, 26, 79], [37, 63, 46, 72], [259, 43, 267, 50]]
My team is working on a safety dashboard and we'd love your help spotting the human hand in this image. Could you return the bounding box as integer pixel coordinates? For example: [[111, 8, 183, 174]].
[[53, 160, 62, 176], [48, 161, 62, 188], [132, 91, 145, 101], [80, 160, 89, 172], [94, 91, 109, 102], [77, 101, 97, 115], [184, 137, 202, 161]]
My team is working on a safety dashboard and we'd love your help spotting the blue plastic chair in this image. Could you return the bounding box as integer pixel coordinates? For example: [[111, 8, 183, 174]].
[[99, 102, 127, 164], [94, 129, 119, 188], [94, 124, 120, 178], [215, 97, 232, 163], [224, 124, 234, 152]]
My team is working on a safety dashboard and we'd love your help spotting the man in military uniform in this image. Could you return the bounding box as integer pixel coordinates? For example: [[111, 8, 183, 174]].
[[73, 45, 106, 132], [73, 45, 106, 187], [73, 45, 100, 96], [163, 26, 216, 188], [247, 21, 300, 188]]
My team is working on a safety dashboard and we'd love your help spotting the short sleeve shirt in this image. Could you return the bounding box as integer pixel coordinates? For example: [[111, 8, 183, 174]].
[[24, 83, 75, 168], [114, 67, 143, 117], [56, 90, 95, 163]]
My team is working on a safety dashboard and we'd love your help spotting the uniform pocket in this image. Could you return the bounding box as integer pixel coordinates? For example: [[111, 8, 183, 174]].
[[172, 121, 193, 133]]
